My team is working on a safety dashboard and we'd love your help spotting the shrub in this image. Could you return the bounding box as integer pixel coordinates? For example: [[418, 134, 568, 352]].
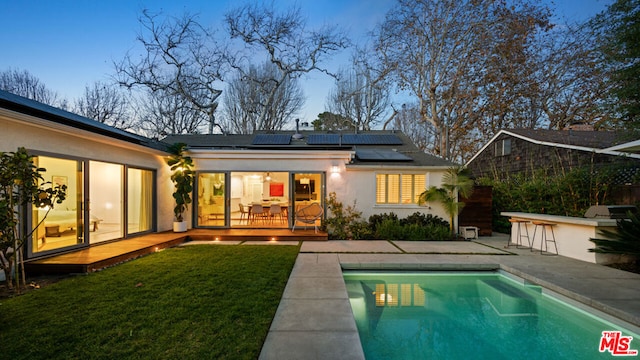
[[589, 211, 640, 273], [375, 218, 405, 240], [370, 213, 451, 241], [400, 212, 449, 228], [590, 211, 640, 256], [402, 223, 427, 240], [424, 224, 454, 240], [368, 212, 398, 233], [324, 192, 366, 240], [324, 195, 452, 241], [477, 161, 639, 233], [349, 220, 375, 240]]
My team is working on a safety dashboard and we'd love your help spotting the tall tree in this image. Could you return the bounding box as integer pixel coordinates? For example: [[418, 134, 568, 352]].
[[374, 0, 551, 160], [327, 50, 390, 131], [530, 23, 612, 131], [73, 81, 133, 130], [386, 103, 432, 151], [591, 0, 640, 130], [221, 61, 304, 133], [0, 68, 66, 108], [115, 10, 226, 135], [225, 2, 349, 129], [312, 111, 354, 132], [136, 88, 208, 138]]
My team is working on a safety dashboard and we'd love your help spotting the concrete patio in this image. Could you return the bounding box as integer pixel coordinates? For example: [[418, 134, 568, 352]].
[[255, 234, 640, 360]]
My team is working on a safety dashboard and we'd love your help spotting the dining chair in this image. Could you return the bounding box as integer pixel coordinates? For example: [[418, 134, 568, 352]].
[[269, 203, 284, 224], [238, 203, 248, 225], [251, 204, 267, 224]]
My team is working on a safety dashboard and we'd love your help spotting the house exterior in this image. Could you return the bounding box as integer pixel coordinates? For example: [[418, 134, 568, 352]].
[[1, 90, 454, 260], [465, 128, 640, 180], [163, 129, 455, 229], [0, 90, 174, 260]]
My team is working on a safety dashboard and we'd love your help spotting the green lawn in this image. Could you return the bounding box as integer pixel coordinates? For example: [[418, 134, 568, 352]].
[[0, 245, 299, 359]]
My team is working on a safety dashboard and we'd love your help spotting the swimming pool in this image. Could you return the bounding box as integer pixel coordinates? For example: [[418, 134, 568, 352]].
[[344, 271, 639, 360]]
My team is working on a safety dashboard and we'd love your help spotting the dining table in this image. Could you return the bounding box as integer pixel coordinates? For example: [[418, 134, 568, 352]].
[[249, 201, 289, 224]]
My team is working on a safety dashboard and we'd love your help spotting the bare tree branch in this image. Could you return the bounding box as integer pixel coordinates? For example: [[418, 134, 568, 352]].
[[225, 2, 349, 128], [114, 10, 226, 134]]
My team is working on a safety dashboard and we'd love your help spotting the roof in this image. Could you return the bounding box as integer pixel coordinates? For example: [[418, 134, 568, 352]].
[[506, 129, 626, 149], [164, 131, 455, 168], [0, 89, 167, 151], [466, 129, 640, 166]]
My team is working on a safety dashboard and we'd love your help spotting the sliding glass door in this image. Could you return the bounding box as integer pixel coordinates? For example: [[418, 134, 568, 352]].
[[197, 173, 226, 227], [29, 155, 156, 257], [193, 171, 325, 229], [292, 172, 324, 229], [31, 156, 84, 254], [127, 168, 154, 234], [89, 161, 124, 244]]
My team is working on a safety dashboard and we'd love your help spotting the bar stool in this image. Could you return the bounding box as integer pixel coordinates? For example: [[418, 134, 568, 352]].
[[531, 221, 558, 255], [508, 219, 531, 249]]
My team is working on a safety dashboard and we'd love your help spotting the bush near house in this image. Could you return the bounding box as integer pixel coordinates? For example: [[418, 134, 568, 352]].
[[324, 192, 450, 240], [369, 212, 451, 240]]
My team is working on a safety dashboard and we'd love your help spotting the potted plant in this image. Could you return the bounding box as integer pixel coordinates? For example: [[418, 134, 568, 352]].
[[166, 143, 194, 232]]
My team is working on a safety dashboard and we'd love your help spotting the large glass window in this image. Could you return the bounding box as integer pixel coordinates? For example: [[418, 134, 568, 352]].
[[128, 168, 154, 234], [31, 156, 84, 253], [376, 174, 426, 204], [29, 156, 156, 257]]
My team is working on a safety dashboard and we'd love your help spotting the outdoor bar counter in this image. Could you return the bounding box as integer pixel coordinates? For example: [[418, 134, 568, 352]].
[[501, 212, 618, 263]]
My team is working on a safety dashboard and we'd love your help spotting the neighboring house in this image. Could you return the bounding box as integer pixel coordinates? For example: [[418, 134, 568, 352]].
[[465, 127, 640, 181], [1, 90, 454, 260]]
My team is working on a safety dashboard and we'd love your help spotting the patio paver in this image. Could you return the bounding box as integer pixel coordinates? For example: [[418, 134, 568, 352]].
[[300, 240, 401, 253], [393, 240, 510, 254]]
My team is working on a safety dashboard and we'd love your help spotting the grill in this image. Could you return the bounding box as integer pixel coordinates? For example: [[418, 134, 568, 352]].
[[584, 205, 638, 219]]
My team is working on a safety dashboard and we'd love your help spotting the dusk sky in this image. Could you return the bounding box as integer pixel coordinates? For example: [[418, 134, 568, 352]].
[[1, 0, 613, 127]]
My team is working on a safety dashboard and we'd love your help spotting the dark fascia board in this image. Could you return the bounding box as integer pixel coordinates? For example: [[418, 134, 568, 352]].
[[0, 90, 167, 152]]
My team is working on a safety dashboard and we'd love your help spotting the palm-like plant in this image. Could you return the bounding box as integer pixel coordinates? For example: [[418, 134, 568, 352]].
[[589, 211, 640, 256], [418, 166, 474, 235]]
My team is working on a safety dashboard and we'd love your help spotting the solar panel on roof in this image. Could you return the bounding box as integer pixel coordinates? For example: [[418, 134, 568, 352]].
[[355, 149, 413, 161], [306, 134, 341, 145], [342, 134, 403, 145], [252, 134, 292, 145]]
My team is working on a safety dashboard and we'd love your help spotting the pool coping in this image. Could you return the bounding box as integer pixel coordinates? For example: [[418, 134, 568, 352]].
[[258, 236, 640, 360]]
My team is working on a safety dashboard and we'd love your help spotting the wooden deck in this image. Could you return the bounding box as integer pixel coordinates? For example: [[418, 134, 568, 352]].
[[25, 229, 327, 275]]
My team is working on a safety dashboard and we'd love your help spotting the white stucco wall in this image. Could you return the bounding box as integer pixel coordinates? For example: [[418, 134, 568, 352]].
[[342, 167, 449, 222], [0, 109, 174, 232]]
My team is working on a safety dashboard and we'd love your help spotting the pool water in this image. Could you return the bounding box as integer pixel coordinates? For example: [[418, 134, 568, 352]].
[[344, 271, 639, 360]]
